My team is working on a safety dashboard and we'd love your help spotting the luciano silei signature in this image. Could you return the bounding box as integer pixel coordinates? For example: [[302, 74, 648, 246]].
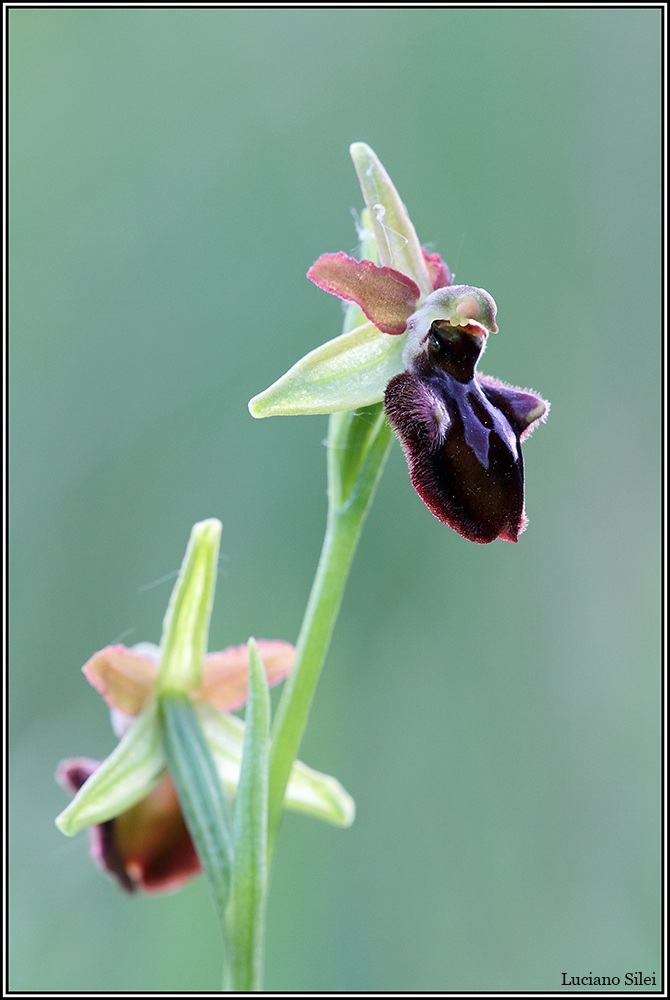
[[561, 971, 657, 987]]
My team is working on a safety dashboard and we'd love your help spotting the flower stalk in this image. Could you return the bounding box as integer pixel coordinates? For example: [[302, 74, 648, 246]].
[[268, 402, 393, 851]]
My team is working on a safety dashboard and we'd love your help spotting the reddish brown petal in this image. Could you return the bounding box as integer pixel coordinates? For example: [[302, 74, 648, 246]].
[[196, 640, 295, 712], [307, 252, 420, 335], [82, 646, 157, 716], [422, 249, 452, 290]]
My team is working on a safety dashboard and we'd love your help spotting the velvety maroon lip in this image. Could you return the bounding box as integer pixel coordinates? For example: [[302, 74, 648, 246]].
[[384, 322, 548, 543]]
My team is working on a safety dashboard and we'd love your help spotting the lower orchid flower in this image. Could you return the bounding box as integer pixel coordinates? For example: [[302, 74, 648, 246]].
[[249, 143, 549, 543], [56, 522, 354, 894]]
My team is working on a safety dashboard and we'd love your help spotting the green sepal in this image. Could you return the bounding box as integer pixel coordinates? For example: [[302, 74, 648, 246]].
[[248, 319, 404, 418], [198, 705, 355, 827], [350, 142, 433, 296], [158, 518, 221, 696], [55, 701, 164, 836], [280, 755, 355, 828]]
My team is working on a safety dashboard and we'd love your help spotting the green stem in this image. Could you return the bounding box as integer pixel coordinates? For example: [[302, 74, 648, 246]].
[[267, 407, 393, 853]]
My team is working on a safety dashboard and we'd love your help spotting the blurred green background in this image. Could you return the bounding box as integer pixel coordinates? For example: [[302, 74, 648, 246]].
[[9, 8, 661, 992]]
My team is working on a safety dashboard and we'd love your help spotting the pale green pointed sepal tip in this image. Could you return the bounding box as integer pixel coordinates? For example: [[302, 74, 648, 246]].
[[199, 707, 355, 828], [349, 142, 432, 296], [248, 390, 274, 419], [157, 519, 222, 696], [286, 759, 356, 828]]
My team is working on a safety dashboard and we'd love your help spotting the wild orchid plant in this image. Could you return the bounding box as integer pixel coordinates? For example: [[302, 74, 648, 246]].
[[56, 143, 548, 991]]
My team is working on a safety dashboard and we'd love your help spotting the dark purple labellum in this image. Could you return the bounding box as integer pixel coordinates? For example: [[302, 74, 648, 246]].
[[384, 321, 547, 543], [57, 758, 201, 894]]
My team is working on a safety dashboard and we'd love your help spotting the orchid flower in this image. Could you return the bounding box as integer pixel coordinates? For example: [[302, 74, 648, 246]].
[[249, 143, 548, 542], [55, 522, 354, 894]]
